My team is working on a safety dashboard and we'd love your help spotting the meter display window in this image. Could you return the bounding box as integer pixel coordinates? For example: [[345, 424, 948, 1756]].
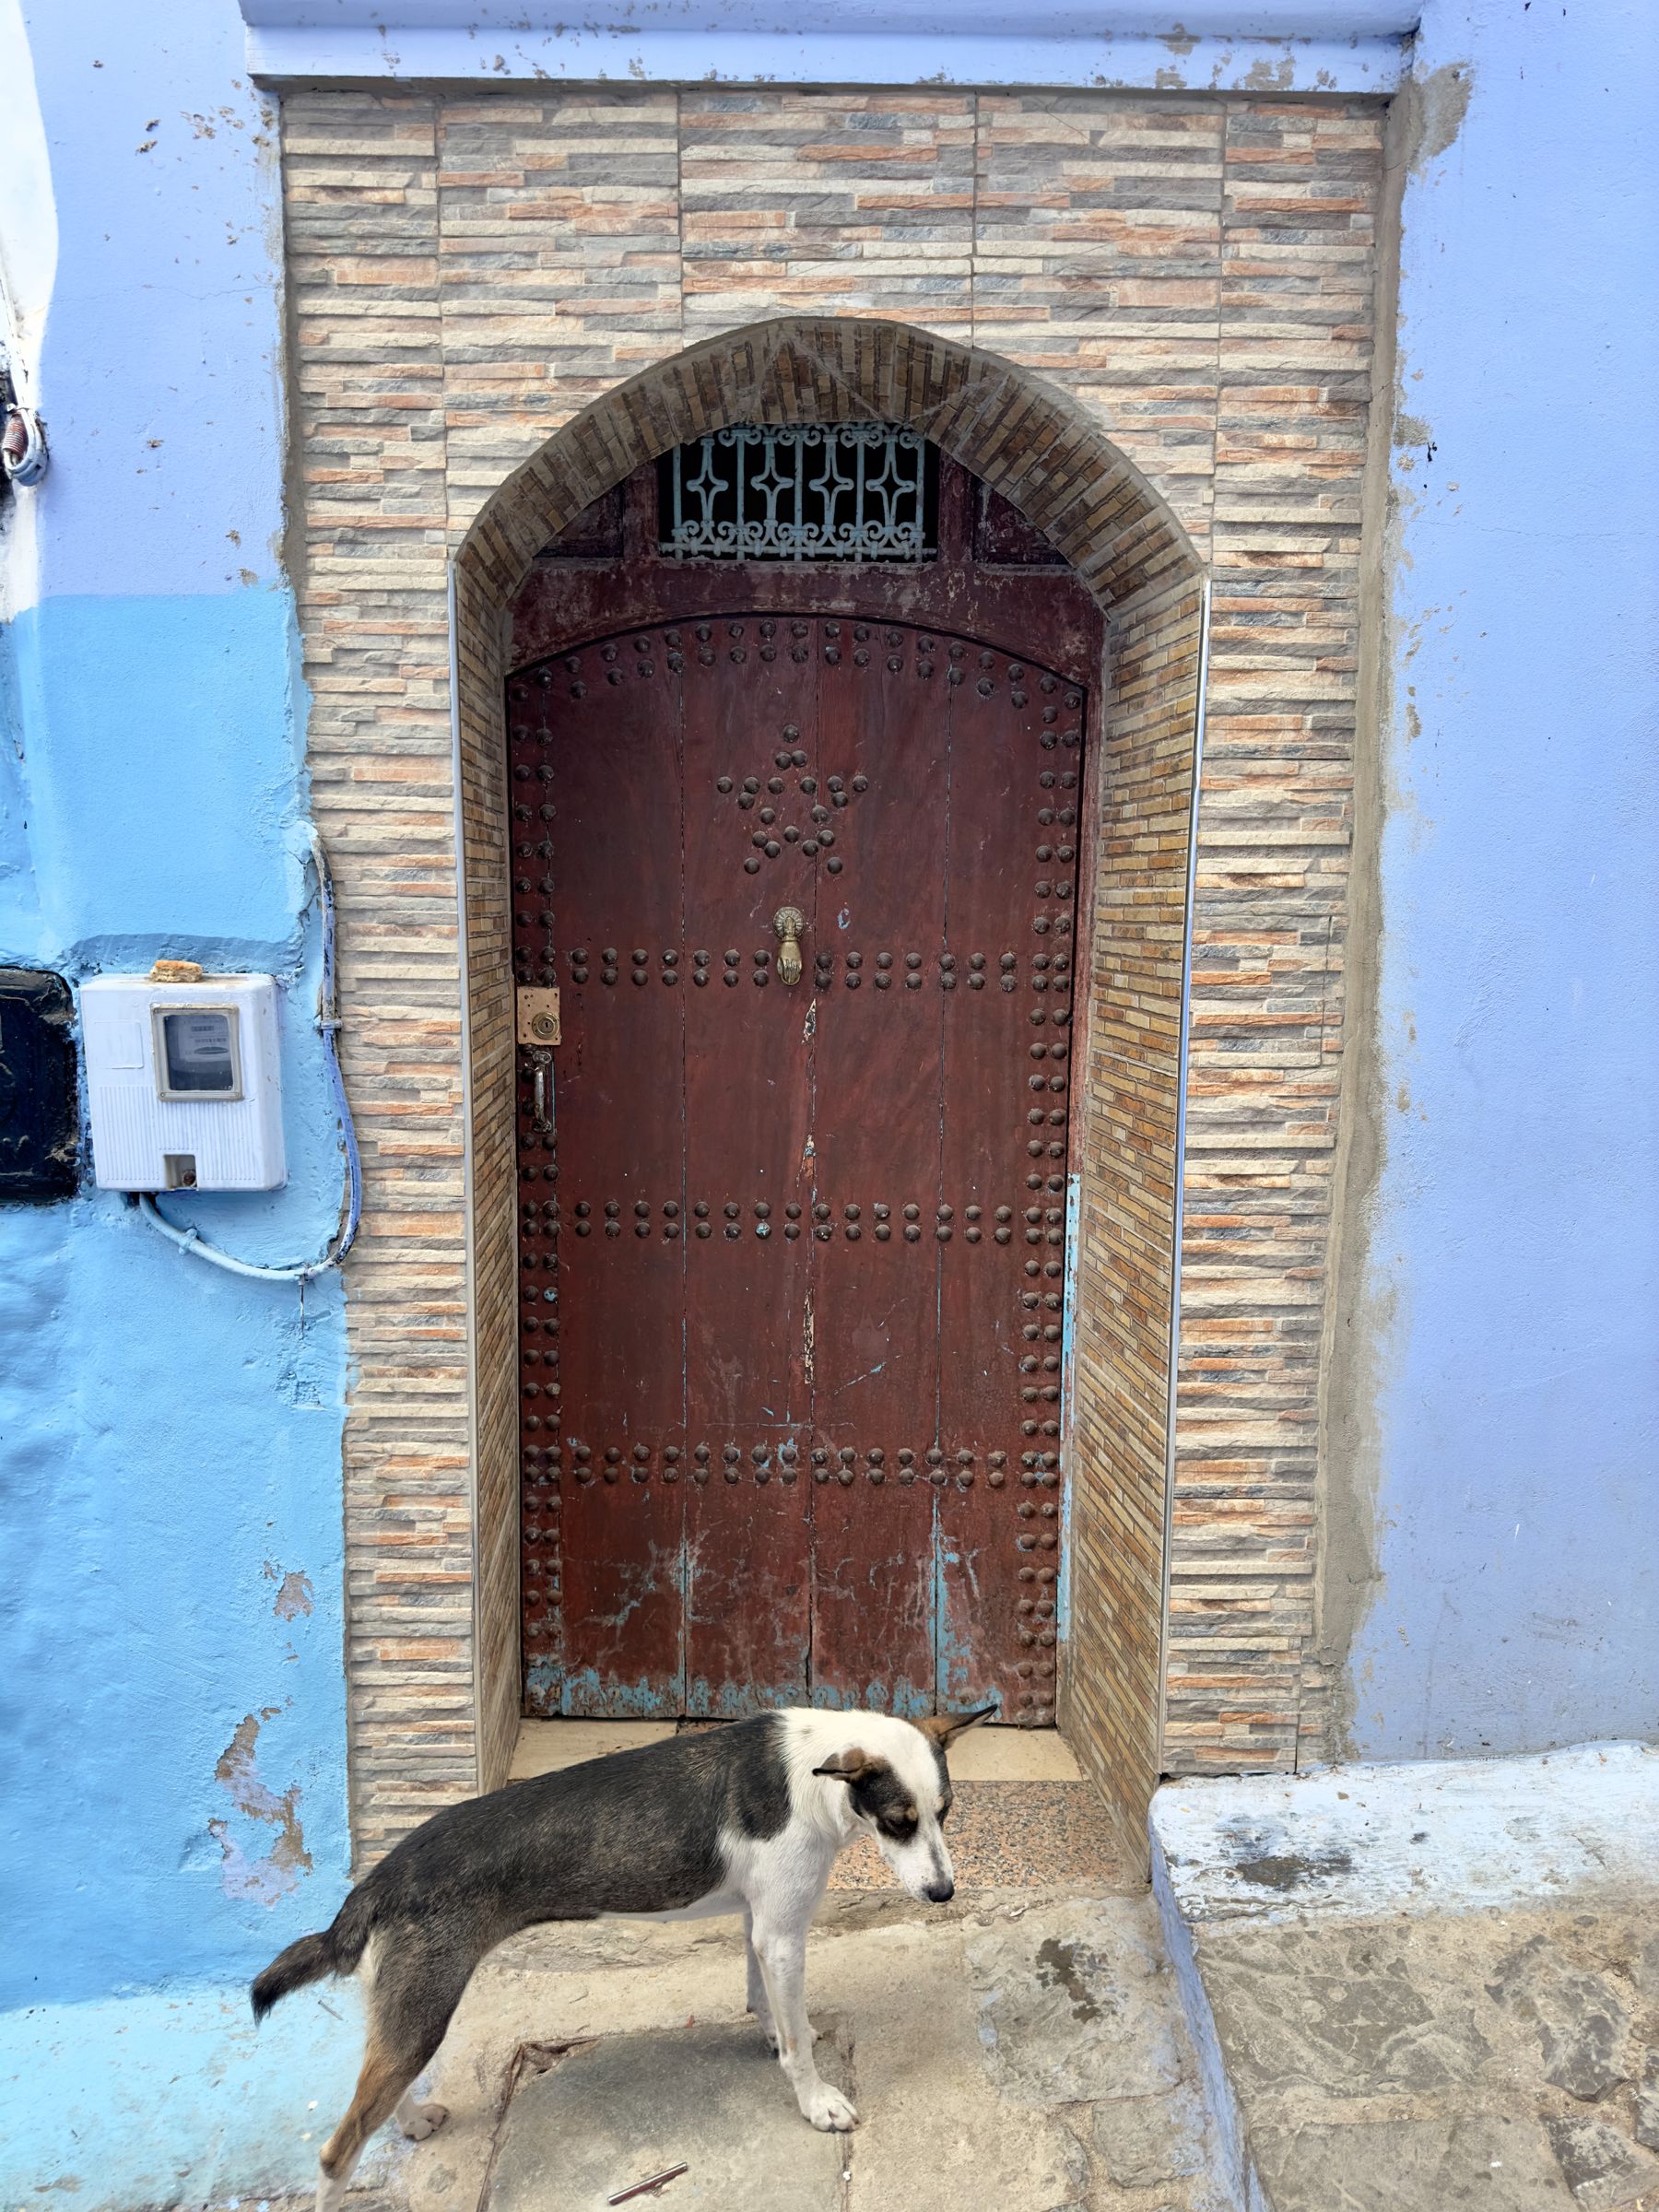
[[154, 1006, 243, 1100]]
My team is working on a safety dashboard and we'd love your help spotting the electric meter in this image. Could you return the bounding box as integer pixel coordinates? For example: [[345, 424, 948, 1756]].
[[81, 972, 287, 1192]]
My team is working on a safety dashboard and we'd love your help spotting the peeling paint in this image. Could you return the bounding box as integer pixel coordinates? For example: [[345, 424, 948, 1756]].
[[269, 1567, 315, 1621], [212, 1712, 312, 1905], [1409, 61, 1475, 172], [1241, 54, 1296, 88]]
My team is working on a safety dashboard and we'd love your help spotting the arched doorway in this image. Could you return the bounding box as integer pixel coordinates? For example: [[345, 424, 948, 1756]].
[[508, 433, 1102, 1725], [452, 319, 1204, 1838]]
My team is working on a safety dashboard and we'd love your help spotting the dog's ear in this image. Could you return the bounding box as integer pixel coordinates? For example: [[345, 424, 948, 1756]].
[[916, 1705, 996, 1750], [812, 1747, 878, 1784]]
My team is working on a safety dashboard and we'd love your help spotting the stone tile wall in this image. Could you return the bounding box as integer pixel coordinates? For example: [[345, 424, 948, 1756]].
[[281, 88, 1382, 1858]]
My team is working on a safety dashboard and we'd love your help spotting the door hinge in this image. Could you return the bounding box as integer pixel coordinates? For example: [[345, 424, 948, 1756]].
[[516, 986, 561, 1046]]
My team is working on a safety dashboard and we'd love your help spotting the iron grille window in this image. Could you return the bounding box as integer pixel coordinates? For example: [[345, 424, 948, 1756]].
[[658, 424, 936, 562]]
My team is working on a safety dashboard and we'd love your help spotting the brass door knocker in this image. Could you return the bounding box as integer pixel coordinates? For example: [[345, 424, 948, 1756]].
[[773, 906, 806, 986]]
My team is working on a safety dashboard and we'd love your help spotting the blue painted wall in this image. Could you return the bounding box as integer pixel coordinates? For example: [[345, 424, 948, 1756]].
[[0, 3, 359, 2202], [1341, 0, 1659, 1755]]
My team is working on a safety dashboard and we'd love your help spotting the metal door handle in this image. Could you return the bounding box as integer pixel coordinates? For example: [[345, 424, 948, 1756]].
[[532, 1055, 551, 1131], [773, 905, 806, 986]]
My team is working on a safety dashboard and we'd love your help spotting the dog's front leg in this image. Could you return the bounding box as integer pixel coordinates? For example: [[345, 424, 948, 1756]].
[[750, 1921, 857, 2133], [742, 1907, 778, 2053]]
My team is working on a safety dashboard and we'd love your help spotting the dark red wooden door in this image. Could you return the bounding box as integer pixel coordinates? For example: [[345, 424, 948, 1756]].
[[513, 616, 1082, 1722]]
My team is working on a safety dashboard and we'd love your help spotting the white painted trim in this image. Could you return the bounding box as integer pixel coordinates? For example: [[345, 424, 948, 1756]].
[[242, 23, 1407, 93], [1150, 1826, 1253, 2212], [1151, 1740, 1659, 1926], [241, 0, 1417, 27], [447, 558, 485, 1803], [1155, 577, 1212, 1783]]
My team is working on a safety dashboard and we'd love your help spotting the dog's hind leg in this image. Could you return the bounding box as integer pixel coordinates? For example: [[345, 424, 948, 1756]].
[[750, 1919, 857, 2135], [315, 2037, 408, 2212], [315, 1938, 472, 2209]]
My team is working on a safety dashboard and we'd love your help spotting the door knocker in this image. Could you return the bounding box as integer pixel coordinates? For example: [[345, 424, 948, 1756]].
[[773, 906, 806, 986]]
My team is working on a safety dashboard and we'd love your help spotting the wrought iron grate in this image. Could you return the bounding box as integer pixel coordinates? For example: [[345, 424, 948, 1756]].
[[658, 424, 935, 563]]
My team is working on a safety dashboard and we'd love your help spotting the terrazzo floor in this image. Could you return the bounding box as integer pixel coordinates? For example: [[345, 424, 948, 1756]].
[[827, 1776, 1124, 1888]]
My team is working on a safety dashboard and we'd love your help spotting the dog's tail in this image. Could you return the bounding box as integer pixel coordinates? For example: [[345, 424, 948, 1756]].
[[251, 1892, 373, 2022]]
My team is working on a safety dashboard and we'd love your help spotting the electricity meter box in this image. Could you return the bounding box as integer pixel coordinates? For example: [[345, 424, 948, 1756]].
[[81, 974, 287, 1192]]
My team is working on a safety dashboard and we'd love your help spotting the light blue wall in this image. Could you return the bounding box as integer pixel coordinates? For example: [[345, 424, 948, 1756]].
[[1341, 0, 1659, 1755], [0, 3, 359, 2203]]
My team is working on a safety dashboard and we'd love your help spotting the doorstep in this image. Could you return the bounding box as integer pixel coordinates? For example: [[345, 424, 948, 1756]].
[[1148, 1742, 1659, 2212], [509, 1717, 1109, 1889], [511, 1716, 1084, 1783]]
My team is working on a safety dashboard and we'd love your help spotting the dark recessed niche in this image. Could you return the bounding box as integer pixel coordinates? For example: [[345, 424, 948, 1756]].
[[535, 481, 626, 563], [973, 480, 1067, 568], [0, 969, 80, 1203]]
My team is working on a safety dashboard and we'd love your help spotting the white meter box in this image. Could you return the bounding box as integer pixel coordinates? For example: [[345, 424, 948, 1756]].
[[81, 975, 287, 1192]]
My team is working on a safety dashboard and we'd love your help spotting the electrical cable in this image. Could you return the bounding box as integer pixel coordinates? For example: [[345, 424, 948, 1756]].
[[133, 829, 364, 1282]]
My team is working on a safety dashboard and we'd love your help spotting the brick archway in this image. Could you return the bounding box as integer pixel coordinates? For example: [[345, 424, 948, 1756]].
[[451, 317, 1206, 1850]]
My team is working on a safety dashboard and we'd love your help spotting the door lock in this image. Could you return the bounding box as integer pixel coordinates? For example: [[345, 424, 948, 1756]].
[[773, 907, 806, 986], [516, 987, 561, 1045], [517, 989, 559, 1132]]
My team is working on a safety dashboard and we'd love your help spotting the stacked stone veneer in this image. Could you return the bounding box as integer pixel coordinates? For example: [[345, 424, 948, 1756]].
[[281, 89, 1382, 1859]]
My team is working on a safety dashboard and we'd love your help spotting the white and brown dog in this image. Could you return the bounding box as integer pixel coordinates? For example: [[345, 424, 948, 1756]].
[[253, 1705, 991, 2208]]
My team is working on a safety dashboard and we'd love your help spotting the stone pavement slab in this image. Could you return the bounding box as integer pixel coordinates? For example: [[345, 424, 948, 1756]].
[[1251, 2112, 1575, 2210], [482, 2018, 855, 2212], [1151, 1744, 1659, 2212], [964, 1899, 1188, 2108]]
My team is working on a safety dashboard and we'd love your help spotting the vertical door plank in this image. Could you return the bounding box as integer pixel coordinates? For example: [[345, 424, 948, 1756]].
[[533, 645, 687, 1713], [938, 656, 1087, 1723], [808, 623, 947, 1711], [680, 619, 817, 1710]]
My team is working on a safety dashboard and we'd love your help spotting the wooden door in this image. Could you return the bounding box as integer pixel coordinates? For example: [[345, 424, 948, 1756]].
[[513, 616, 1083, 1721]]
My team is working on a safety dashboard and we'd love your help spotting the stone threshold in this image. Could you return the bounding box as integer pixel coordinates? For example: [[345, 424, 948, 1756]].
[[512, 1717, 1085, 1783], [511, 1718, 1117, 1892], [1148, 1742, 1659, 2212]]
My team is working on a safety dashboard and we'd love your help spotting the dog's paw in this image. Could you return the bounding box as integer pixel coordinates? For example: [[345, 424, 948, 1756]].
[[399, 2100, 449, 2142], [805, 2085, 859, 2134]]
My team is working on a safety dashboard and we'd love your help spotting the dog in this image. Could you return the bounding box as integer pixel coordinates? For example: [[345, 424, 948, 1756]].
[[253, 1703, 991, 2208]]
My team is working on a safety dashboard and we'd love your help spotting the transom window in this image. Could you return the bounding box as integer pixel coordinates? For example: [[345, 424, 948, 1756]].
[[657, 424, 937, 563]]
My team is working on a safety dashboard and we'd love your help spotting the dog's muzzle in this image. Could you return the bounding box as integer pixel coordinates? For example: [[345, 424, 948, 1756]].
[[924, 1876, 955, 1903]]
